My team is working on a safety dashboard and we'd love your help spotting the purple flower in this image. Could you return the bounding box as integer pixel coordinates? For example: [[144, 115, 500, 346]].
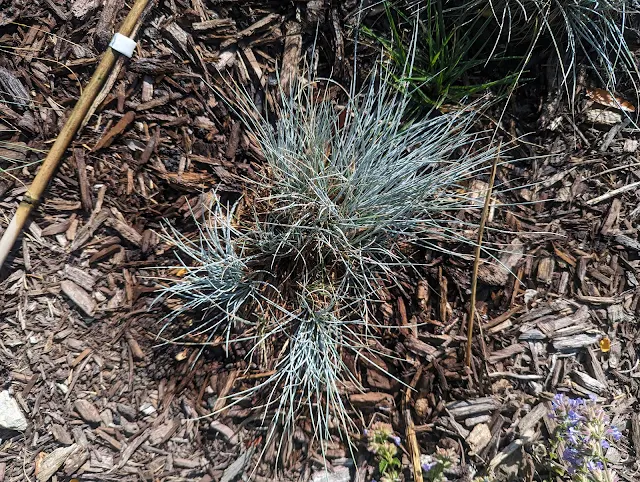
[[586, 460, 604, 471], [552, 393, 566, 410], [606, 426, 622, 442], [421, 462, 436, 472], [566, 426, 580, 444], [567, 409, 583, 423], [568, 398, 584, 410], [391, 436, 401, 446], [563, 447, 581, 467], [550, 392, 622, 480]]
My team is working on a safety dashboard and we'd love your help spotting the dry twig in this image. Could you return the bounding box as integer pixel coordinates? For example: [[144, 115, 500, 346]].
[[465, 144, 500, 367]]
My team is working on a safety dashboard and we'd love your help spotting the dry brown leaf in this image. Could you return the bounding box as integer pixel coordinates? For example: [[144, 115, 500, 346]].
[[586, 88, 635, 112]]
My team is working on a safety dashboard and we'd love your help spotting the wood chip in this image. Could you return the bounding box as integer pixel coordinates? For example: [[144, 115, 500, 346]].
[[36, 444, 78, 482], [64, 265, 96, 290], [0, 68, 29, 107], [571, 370, 608, 394], [350, 392, 395, 408], [537, 305, 591, 337], [517, 403, 548, 435], [601, 198, 622, 235], [280, 21, 301, 92], [60, 280, 96, 317], [310, 466, 350, 482], [210, 421, 239, 445], [105, 215, 142, 246], [478, 238, 524, 286], [631, 413, 640, 458], [403, 336, 439, 360], [92, 111, 135, 152], [584, 108, 622, 126], [73, 399, 102, 425], [220, 448, 254, 482], [467, 423, 491, 456], [51, 425, 73, 445], [89, 244, 122, 264], [220, 13, 280, 49], [536, 257, 555, 284], [148, 419, 180, 446], [192, 18, 236, 31], [0, 141, 29, 163], [93, 0, 123, 48], [116, 430, 150, 469], [447, 397, 501, 419], [173, 457, 202, 469], [613, 234, 640, 252], [70, 209, 110, 251], [63, 448, 89, 475], [95, 428, 122, 450], [553, 333, 601, 351], [74, 148, 93, 212], [488, 344, 525, 364]]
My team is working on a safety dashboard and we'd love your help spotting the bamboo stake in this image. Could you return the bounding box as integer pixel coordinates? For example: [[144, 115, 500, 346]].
[[465, 145, 500, 368], [0, 0, 150, 269]]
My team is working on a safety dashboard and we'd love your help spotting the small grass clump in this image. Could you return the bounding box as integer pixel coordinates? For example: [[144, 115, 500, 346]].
[[364, 1, 519, 108], [159, 70, 501, 459], [371, 0, 638, 109]]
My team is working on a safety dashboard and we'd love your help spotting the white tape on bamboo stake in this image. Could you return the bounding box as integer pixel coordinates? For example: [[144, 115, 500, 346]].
[[109, 33, 137, 58]]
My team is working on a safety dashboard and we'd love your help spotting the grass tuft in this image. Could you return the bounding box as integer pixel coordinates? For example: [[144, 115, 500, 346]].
[[247, 73, 501, 299], [159, 68, 503, 460], [479, 0, 640, 98], [157, 201, 263, 354], [363, 1, 519, 108], [374, 0, 639, 109]]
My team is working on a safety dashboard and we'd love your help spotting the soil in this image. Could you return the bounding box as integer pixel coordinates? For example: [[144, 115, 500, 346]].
[[1, 1, 640, 482]]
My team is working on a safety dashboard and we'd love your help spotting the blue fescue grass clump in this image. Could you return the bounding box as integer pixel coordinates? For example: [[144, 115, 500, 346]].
[[158, 71, 501, 459], [158, 201, 264, 354], [479, 0, 639, 96], [248, 76, 498, 303], [549, 394, 622, 482]]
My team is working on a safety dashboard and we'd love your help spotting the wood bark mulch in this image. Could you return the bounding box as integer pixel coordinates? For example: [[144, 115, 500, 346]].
[[1, 1, 640, 481]]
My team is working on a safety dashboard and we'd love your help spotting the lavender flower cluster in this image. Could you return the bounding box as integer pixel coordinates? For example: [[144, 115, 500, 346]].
[[550, 394, 622, 482]]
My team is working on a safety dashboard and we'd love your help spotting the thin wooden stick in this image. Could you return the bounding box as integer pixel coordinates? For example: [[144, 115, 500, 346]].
[[0, 0, 150, 269], [404, 366, 424, 482], [465, 145, 500, 368]]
